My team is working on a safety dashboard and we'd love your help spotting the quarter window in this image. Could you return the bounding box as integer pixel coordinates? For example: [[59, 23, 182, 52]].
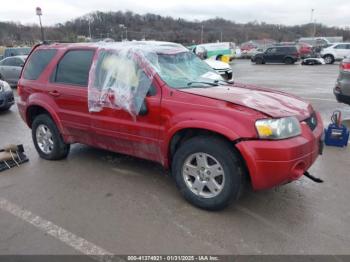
[[23, 49, 57, 80], [3, 57, 22, 67], [53, 50, 94, 86]]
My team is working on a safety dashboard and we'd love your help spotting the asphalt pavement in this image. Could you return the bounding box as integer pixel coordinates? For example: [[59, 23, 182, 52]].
[[0, 60, 349, 257]]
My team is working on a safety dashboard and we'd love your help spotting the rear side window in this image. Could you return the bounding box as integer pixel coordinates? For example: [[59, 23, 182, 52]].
[[23, 49, 57, 80], [2, 57, 22, 67], [52, 50, 94, 86], [334, 44, 347, 49]]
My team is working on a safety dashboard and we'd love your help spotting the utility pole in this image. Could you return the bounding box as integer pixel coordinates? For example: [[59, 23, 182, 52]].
[[88, 19, 92, 39], [310, 8, 315, 37], [200, 24, 204, 44], [36, 7, 45, 42], [220, 31, 223, 42], [313, 19, 317, 37], [119, 24, 127, 41]]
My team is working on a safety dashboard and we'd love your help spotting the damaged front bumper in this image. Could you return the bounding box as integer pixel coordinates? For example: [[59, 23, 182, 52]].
[[236, 112, 324, 190]]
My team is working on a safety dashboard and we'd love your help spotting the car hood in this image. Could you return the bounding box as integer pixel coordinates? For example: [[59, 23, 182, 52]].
[[181, 83, 312, 120], [205, 59, 230, 70]]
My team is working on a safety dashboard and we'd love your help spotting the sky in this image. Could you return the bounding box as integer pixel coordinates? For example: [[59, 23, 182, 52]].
[[0, 0, 349, 27]]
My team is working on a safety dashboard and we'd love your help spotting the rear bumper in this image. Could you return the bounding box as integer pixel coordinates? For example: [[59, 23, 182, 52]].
[[236, 112, 324, 190], [17, 100, 27, 123], [0, 90, 15, 109]]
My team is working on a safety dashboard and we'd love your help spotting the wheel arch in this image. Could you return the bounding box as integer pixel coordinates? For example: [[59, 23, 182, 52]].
[[26, 103, 64, 135], [166, 126, 249, 178], [167, 127, 251, 190]]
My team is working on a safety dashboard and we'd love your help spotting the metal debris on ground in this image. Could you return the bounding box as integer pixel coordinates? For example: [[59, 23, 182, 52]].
[[0, 144, 29, 172]]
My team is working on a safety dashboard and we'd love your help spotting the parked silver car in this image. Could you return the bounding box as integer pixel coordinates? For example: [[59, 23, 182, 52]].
[[0, 55, 27, 86], [334, 56, 350, 105], [0, 80, 14, 111]]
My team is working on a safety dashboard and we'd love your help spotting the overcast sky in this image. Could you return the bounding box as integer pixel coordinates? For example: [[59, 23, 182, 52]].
[[0, 0, 349, 27]]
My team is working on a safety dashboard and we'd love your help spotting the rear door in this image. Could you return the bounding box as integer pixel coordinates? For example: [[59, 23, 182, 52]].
[[47, 49, 95, 144], [333, 44, 348, 59]]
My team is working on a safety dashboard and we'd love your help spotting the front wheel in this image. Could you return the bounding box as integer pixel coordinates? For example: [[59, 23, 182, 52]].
[[32, 114, 70, 160], [172, 136, 243, 210]]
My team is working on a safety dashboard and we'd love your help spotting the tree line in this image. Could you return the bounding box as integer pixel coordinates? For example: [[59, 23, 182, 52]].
[[1, 10, 349, 46]]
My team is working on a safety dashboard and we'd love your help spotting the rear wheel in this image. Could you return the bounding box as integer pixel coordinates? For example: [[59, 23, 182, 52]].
[[284, 57, 294, 65], [324, 55, 334, 64], [0, 105, 11, 112], [172, 136, 243, 210], [255, 57, 263, 64], [32, 114, 70, 160]]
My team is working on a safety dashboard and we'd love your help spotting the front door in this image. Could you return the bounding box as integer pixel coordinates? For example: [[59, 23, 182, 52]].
[[264, 47, 278, 63], [90, 51, 162, 163]]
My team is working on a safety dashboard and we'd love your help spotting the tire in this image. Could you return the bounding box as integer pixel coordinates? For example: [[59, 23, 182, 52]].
[[284, 57, 294, 65], [0, 105, 11, 112], [323, 55, 334, 64], [255, 57, 263, 64], [216, 54, 223, 61], [32, 114, 70, 160], [172, 136, 243, 210]]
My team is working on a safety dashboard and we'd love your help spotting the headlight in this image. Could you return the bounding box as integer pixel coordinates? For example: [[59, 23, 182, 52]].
[[255, 117, 301, 140], [0, 80, 11, 92]]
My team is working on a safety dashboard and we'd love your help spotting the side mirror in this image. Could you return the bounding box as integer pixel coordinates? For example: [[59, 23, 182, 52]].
[[139, 99, 148, 116], [20, 63, 24, 67]]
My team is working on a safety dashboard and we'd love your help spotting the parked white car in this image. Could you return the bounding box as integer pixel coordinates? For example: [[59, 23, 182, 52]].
[[321, 43, 350, 64]]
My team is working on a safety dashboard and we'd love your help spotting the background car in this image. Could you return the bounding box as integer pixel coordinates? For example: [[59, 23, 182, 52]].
[[321, 43, 350, 64], [251, 46, 300, 64], [334, 56, 350, 105], [0, 55, 27, 86], [297, 42, 313, 58], [0, 80, 15, 111], [2, 47, 31, 59], [205, 58, 233, 81]]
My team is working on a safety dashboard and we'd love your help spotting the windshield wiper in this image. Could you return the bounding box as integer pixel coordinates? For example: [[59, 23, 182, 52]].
[[187, 81, 219, 87]]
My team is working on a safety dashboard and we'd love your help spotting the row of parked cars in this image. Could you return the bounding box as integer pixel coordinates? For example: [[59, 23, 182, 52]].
[[250, 42, 350, 65]]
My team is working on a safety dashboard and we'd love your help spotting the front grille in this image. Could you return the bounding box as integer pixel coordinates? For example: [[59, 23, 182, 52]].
[[304, 113, 317, 131]]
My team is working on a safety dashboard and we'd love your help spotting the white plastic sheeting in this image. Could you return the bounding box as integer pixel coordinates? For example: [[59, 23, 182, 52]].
[[88, 42, 187, 117]]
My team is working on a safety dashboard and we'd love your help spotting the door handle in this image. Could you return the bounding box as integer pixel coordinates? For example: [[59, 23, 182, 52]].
[[49, 90, 61, 97]]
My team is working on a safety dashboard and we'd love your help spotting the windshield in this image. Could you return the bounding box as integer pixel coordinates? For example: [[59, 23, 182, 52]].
[[151, 51, 223, 89]]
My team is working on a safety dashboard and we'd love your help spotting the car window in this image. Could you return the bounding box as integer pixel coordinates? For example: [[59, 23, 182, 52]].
[[334, 44, 347, 49], [23, 49, 57, 80], [266, 48, 277, 54], [2, 57, 22, 67], [53, 50, 94, 86]]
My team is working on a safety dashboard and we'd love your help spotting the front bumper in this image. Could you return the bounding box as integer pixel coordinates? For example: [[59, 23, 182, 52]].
[[0, 90, 15, 109], [236, 112, 324, 190], [334, 84, 350, 106], [215, 69, 233, 81]]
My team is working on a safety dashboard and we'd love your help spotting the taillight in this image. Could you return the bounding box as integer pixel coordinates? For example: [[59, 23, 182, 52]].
[[340, 62, 350, 72], [17, 84, 23, 97]]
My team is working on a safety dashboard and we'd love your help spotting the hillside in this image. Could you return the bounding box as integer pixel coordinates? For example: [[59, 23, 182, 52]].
[[1, 10, 349, 46]]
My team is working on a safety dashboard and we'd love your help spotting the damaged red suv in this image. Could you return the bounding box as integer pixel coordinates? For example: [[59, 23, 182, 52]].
[[17, 42, 324, 210]]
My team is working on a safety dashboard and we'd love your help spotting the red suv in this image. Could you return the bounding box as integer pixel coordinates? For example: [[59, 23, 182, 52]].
[[17, 42, 324, 210]]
